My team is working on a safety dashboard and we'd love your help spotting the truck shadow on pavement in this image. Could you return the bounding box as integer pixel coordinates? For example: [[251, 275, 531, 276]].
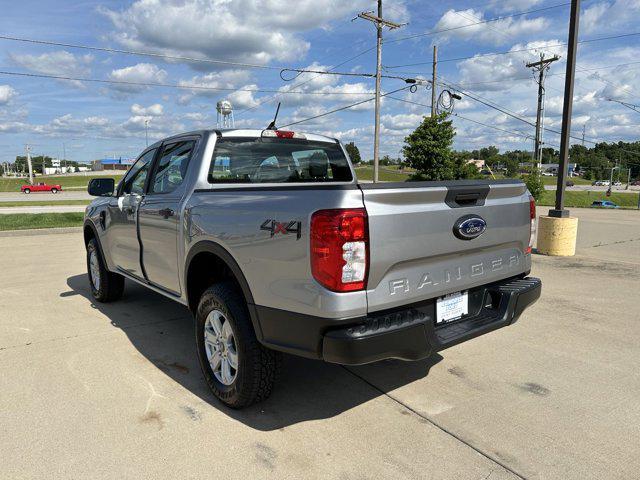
[[65, 274, 441, 431]]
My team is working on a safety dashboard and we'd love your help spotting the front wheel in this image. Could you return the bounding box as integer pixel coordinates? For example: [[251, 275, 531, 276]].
[[51, 188, 58, 194], [195, 283, 281, 408], [23, 188, 30, 194], [86, 238, 124, 302]]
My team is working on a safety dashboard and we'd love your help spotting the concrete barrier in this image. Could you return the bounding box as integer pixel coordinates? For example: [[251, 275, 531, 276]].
[[536, 216, 579, 256]]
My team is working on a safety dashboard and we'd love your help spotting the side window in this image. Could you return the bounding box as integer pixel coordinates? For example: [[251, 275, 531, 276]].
[[121, 148, 156, 195], [150, 141, 195, 194]]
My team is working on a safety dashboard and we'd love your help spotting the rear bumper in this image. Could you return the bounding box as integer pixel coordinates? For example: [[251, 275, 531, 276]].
[[253, 276, 541, 365]]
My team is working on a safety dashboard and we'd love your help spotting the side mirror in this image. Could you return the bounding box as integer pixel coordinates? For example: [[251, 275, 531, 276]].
[[88, 178, 115, 197]]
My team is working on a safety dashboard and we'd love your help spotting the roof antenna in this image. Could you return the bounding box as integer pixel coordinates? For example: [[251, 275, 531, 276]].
[[266, 102, 281, 130]]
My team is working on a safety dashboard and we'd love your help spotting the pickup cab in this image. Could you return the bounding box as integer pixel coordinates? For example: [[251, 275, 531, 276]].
[[84, 128, 541, 408], [21, 182, 62, 194]]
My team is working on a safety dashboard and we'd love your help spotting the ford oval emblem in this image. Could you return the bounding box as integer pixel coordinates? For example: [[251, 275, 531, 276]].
[[453, 215, 487, 240]]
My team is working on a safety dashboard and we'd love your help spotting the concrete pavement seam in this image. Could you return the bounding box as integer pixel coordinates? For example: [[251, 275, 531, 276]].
[[342, 366, 527, 480]]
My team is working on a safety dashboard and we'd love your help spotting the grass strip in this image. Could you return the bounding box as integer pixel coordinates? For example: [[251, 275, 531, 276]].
[[0, 213, 85, 231]]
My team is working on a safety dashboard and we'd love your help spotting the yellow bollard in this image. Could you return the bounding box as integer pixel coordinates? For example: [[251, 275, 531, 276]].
[[536, 216, 579, 256]]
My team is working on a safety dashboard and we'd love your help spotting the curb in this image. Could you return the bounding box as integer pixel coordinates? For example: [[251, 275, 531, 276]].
[[0, 226, 83, 238]]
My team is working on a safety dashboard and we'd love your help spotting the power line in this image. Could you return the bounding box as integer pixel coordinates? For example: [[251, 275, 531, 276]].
[[440, 79, 640, 156], [386, 95, 554, 147], [280, 85, 412, 128], [384, 32, 640, 69], [384, 2, 570, 44], [0, 69, 384, 95], [236, 46, 377, 116], [423, 60, 640, 87], [608, 98, 640, 114], [0, 34, 286, 71]]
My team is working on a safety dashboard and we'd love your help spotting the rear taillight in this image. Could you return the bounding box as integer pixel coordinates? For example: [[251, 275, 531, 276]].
[[310, 208, 368, 292], [526, 195, 536, 254]]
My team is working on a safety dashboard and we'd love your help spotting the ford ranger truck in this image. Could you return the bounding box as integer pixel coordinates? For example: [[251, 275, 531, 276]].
[[84, 129, 541, 408]]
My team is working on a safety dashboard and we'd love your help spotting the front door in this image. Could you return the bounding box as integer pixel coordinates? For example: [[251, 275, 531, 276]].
[[138, 139, 197, 295], [106, 148, 156, 278]]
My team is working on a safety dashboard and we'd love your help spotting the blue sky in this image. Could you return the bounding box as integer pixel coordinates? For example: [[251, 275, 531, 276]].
[[0, 0, 638, 163]]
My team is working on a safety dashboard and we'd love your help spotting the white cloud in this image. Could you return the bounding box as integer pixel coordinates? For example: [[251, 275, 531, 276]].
[[100, 0, 371, 69], [130, 103, 164, 116], [177, 69, 254, 104], [107, 63, 167, 95], [433, 8, 548, 45], [84, 116, 109, 127], [9, 51, 93, 87], [455, 39, 565, 92], [489, 0, 543, 12], [582, 0, 640, 34], [0, 85, 17, 105]]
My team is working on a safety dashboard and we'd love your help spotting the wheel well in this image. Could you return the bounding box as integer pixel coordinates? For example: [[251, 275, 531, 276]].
[[83, 224, 96, 246], [186, 251, 246, 314]]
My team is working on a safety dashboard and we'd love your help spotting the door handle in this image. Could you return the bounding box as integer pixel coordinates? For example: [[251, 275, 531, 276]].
[[158, 208, 174, 219]]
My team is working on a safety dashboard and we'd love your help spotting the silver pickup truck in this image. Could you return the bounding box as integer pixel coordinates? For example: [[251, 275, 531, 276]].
[[84, 128, 541, 408]]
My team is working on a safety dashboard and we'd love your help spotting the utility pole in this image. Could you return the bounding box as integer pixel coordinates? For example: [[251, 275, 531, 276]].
[[431, 45, 437, 118], [62, 142, 66, 174], [581, 123, 586, 146], [527, 53, 560, 170], [356, 1, 404, 183], [25, 145, 34, 184], [549, 0, 579, 218], [145, 119, 150, 147]]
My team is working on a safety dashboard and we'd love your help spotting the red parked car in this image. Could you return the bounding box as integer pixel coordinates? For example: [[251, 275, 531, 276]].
[[21, 182, 62, 194]]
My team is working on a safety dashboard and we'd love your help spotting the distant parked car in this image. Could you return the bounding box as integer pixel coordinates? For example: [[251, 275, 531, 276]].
[[631, 180, 640, 186], [566, 180, 575, 187], [20, 182, 62, 194], [592, 180, 610, 186], [591, 200, 619, 209], [541, 171, 554, 176], [612, 181, 622, 187]]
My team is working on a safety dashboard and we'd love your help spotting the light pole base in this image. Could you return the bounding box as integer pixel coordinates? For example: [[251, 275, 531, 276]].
[[548, 208, 570, 218], [536, 215, 578, 256]]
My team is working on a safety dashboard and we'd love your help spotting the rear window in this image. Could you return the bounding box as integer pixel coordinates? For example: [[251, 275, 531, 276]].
[[208, 137, 353, 184]]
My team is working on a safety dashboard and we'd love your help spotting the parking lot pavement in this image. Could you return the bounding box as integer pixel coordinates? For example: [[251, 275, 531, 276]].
[[1, 210, 639, 479]]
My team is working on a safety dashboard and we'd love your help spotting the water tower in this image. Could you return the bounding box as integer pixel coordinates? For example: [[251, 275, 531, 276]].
[[216, 100, 234, 128]]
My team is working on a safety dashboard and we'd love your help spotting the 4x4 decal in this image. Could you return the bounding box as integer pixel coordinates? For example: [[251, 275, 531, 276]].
[[260, 219, 302, 239]]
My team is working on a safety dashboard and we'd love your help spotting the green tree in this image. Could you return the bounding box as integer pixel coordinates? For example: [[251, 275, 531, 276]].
[[344, 142, 361, 164], [505, 157, 519, 177], [403, 113, 475, 180], [479, 146, 499, 160], [523, 170, 545, 201]]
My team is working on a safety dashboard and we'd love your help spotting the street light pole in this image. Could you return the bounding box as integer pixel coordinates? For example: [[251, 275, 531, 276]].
[[145, 119, 149, 147], [549, 0, 580, 218]]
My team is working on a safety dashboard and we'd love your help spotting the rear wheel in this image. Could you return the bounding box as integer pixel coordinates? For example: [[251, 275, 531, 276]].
[[86, 238, 124, 302], [51, 188, 58, 194], [23, 188, 30, 194], [195, 283, 281, 408]]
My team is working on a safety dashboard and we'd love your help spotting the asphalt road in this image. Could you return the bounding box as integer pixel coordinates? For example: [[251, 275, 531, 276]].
[[0, 191, 92, 202], [0, 208, 638, 479], [544, 184, 639, 192]]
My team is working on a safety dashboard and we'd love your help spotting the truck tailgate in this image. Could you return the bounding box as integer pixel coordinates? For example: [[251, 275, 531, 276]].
[[360, 180, 532, 313]]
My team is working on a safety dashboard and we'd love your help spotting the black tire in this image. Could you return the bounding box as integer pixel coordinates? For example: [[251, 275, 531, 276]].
[[51, 188, 58, 194], [86, 238, 124, 302], [23, 188, 30, 194], [195, 283, 281, 408]]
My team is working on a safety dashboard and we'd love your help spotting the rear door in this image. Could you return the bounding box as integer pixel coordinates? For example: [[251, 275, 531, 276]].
[[360, 181, 532, 313], [138, 137, 198, 295]]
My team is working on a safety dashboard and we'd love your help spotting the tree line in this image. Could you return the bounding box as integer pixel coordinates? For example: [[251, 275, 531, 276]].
[[346, 113, 638, 198]]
